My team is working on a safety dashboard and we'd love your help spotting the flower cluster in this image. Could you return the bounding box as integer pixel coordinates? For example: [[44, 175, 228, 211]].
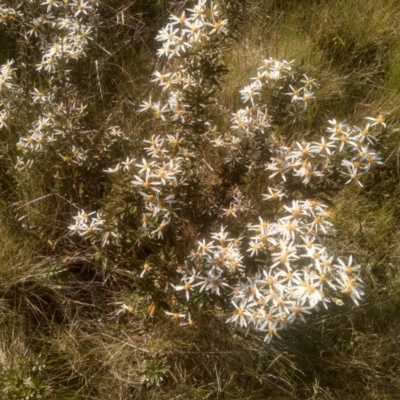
[[4, 1, 99, 167], [68, 209, 104, 237], [263, 117, 384, 188], [0, 1, 108, 167], [155, 0, 228, 57], [0, 5, 23, 26], [175, 200, 363, 342], [0, 60, 21, 129], [212, 58, 384, 188], [131, 150, 183, 240], [0, 0, 136, 210], [32, 0, 98, 72], [140, 0, 228, 128]]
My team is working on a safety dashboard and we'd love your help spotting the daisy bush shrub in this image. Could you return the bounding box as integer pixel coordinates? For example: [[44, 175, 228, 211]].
[[0, 0, 387, 343], [0, 0, 137, 234], [1, 0, 102, 170]]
